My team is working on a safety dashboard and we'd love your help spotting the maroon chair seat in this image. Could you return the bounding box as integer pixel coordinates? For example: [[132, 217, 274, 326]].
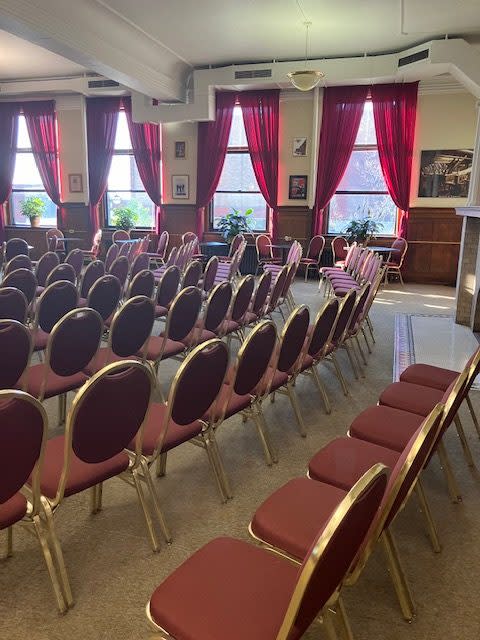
[[379, 381, 444, 416], [349, 405, 424, 452], [36, 286, 45, 296], [243, 310, 259, 324], [399, 363, 457, 390], [142, 335, 186, 361], [34, 435, 129, 499], [20, 364, 88, 399], [251, 477, 347, 560], [31, 328, 50, 351], [257, 367, 289, 394], [299, 257, 316, 264], [78, 297, 87, 307], [182, 328, 216, 347], [309, 436, 401, 490], [154, 304, 168, 318], [223, 319, 240, 334], [148, 536, 297, 640], [206, 381, 253, 421], [0, 493, 28, 529]]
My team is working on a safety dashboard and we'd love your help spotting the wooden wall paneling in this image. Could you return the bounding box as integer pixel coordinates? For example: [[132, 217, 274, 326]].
[[277, 206, 312, 249], [162, 204, 197, 246]]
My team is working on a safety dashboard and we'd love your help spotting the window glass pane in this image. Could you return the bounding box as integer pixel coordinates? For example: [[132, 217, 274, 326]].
[[355, 101, 376, 145], [217, 153, 259, 192], [212, 192, 267, 231], [106, 191, 155, 228], [108, 154, 145, 191], [114, 111, 132, 150], [17, 115, 31, 149], [228, 105, 247, 148], [337, 150, 388, 192], [13, 153, 44, 189], [10, 191, 57, 227], [328, 194, 397, 235]]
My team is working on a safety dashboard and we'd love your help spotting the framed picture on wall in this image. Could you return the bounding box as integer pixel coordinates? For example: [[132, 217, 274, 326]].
[[418, 149, 473, 197], [172, 175, 189, 199], [175, 141, 187, 159], [68, 173, 83, 193], [292, 137, 307, 157], [289, 175, 308, 200]]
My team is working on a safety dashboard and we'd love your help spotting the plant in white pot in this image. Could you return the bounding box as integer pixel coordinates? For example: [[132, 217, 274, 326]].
[[21, 195, 46, 228]]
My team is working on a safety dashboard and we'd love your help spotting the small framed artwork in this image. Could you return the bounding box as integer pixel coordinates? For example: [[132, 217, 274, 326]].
[[68, 173, 83, 193], [289, 175, 308, 200], [292, 137, 307, 157], [175, 141, 187, 159], [172, 175, 189, 199]]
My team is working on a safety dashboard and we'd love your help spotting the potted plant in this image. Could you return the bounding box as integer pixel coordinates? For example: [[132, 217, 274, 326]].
[[343, 217, 383, 245], [217, 207, 253, 243], [111, 205, 139, 231], [21, 195, 46, 228]]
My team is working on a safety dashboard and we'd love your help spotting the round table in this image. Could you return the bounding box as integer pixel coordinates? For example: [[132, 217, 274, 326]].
[[269, 243, 292, 264]]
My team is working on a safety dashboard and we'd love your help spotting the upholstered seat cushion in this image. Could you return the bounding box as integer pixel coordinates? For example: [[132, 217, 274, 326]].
[[206, 382, 253, 422], [399, 363, 458, 391], [320, 267, 344, 275], [260, 257, 282, 264], [299, 353, 315, 372], [309, 437, 400, 490], [257, 368, 289, 394], [78, 297, 87, 308], [143, 335, 185, 361], [154, 304, 168, 318], [35, 435, 129, 499], [182, 328, 216, 347], [31, 328, 50, 351], [223, 319, 240, 334], [333, 285, 361, 297], [379, 382, 444, 416], [0, 493, 27, 529], [349, 405, 424, 452], [251, 477, 346, 561], [243, 311, 258, 325], [148, 536, 297, 640], [299, 258, 316, 264], [20, 364, 88, 399], [35, 285, 45, 297]]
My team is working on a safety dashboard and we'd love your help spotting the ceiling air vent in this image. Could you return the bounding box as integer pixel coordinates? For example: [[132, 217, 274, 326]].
[[234, 69, 272, 79], [88, 79, 121, 88], [398, 49, 429, 67]]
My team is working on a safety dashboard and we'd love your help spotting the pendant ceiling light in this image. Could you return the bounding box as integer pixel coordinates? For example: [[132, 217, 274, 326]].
[[287, 21, 324, 91]]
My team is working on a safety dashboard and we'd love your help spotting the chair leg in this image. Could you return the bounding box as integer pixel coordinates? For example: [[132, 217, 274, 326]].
[[361, 326, 372, 354], [286, 384, 307, 437], [253, 409, 278, 465], [132, 471, 161, 552], [436, 441, 462, 503], [33, 515, 67, 613], [354, 335, 368, 366], [331, 353, 349, 396], [454, 414, 475, 468], [335, 597, 354, 640], [140, 460, 172, 544], [366, 315, 375, 343], [156, 452, 167, 478], [208, 430, 233, 500], [41, 499, 74, 608], [399, 269, 405, 286], [96, 482, 103, 512], [312, 366, 332, 414], [322, 607, 340, 640], [58, 393, 67, 426], [343, 343, 359, 380], [466, 392, 480, 439], [6, 526, 13, 558], [414, 479, 441, 553], [381, 528, 416, 622]]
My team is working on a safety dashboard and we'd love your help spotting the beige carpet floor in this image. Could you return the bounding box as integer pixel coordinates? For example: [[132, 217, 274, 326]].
[[2, 281, 480, 640]]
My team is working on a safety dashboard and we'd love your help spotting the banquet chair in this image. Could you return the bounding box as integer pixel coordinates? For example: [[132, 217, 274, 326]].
[[0, 288, 28, 323], [130, 252, 150, 280], [131, 339, 231, 510], [35, 251, 60, 296], [299, 235, 325, 281], [242, 270, 272, 327], [86, 274, 122, 325], [126, 269, 155, 300], [182, 231, 205, 261], [19, 308, 103, 424], [2, 268, 37, 307], [104, 243, 119, 272], [81, 229, 102, 263], [339, 284, 371, 379], [331, 235, 349, 267], [108, 255, 129, 294], [182, 259, 202, 289], [31, 359, 161, 601], [323, 288, 357, 396], [154, 265, 181, 318], [185, 282, 232, 347], [30, 281, 78, 353], [218, 233, 244, 263], [0, 390, 69, 612], [255, 233, 280, 275], [263, 241, 302, 280], [79, 260, 105, 304], [65, 249, 84, 281], [128, 239, 142, 267], [153, 246, 178, 281], [45, 263, 76, 287], [264, 265, 289, 320], [146, 464, 387, 640], [384, 237, 408, 285], [4, 254, 33, 276], [0, 320, 32, 391], [146, 231, 169, 268], [5, 238, 29, 261], [118, 242, 131, 258], [112, 229, 130, 244], [277, 261, 300, 315], [223, 275, 255, 343], [45, 229, 66, 257], [201, 255, 218, 298]]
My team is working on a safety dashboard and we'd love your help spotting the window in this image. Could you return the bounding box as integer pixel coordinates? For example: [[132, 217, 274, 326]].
[[105, 111, 156, 228], [211, 105, 267, 231], [10, 115, 57, 227], [327, 101, 397, 235]]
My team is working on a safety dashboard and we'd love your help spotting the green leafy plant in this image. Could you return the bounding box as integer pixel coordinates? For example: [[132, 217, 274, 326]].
[[111, 204, 139, 230], [20, 195, 46, 221], [217, 207, 253, 243], [343, 217, 383, 245]]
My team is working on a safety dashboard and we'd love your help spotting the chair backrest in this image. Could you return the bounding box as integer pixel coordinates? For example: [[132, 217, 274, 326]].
[[35, 281, 78, 334], [104, 243, 119, 271], [331, 288, 357, 344], [0, 390, 47, 515], [156, 265, 181, 308], [280, 262, 298, 300], [112, 229, 130, 243], [256, 233, 272, 260], [118, 242, 131, 258], [5, 254, 32, 276], [108, 296, 155, 360], [352, 248, 370, 278], [0, 320, 32, 389], [156, 231, 169, 258], [45, 262, 76, 287], [0, 287, 28, 323], [45, 229, 65, 253], [252, 269, 272, 315], [87, 274, 122, 322], [65, 248, 84, 279], [35, 251, 60, 287], [165, 246, 178, 268], [232, 320, 277, 397], [182, 231, 198, 245], [127, 269, 155, 300], [390, 237, 408, 266], [165, 286, 203, 342], [275, 465, 388, 640], [276, 305, 310, 374], [5, 238, 29, 261], [203, 282, 232, 333], [128, 240, 141, 266], [108, 255, 129, 290], [90, 229, 103, 256], [175, 244, 189, 271], [308, 298, 340, 359], [130, 252, 150, 279], [80, 260, 105, 298], [347, 284, 371, 333], [343, 242, 358, 270], [182, 260, 202, 289], [203, 256, 218, 294], [267, 265, 289, 312], [331, 236, 348, 262], [229, 233, 244, 258], [308, 235, 326, 261], [2, 268, 37, 305], [231, 275, 255, 323]]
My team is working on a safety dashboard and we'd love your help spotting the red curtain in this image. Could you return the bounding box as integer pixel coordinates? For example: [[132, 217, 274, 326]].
[[23, 100, 63, 226], [0, 103, 21, 242], [196, 92, 237, 238], [238, 90, 280, 238], [86, 97, 122, 237], [371, 82, 419, 237], [313, 86, 369, 235], [123, 96, 163, 233]]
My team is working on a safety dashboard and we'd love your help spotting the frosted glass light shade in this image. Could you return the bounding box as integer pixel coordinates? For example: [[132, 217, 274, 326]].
[[287, 70, 324, 91]]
